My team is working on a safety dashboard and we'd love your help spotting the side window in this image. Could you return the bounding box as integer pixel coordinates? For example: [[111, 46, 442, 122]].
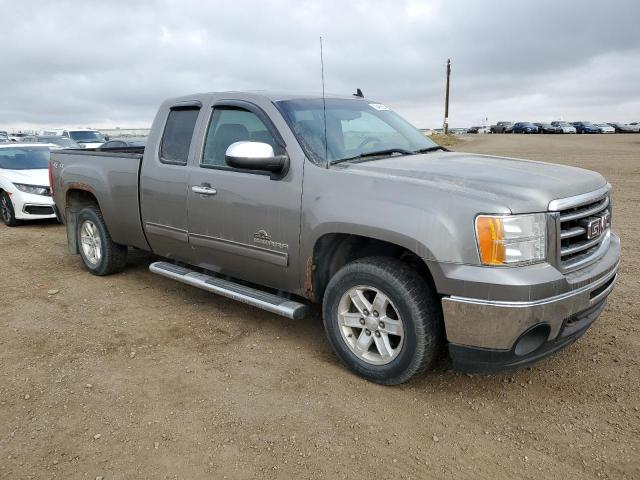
[[202, 108, 276, 167], [160, 107, 200, 165]]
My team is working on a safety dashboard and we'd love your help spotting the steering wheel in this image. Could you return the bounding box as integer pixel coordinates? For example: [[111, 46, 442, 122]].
[[356, 136, 382, 151]]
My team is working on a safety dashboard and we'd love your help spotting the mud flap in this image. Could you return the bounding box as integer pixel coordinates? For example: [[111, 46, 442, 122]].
[[65, 206, 79, 254]]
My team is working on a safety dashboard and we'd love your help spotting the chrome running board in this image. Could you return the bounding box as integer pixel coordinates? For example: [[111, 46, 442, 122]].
[[149, 261, 309, 320]]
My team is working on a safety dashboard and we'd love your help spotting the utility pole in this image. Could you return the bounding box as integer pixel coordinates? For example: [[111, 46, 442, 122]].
[[443, 58, 451, 134]]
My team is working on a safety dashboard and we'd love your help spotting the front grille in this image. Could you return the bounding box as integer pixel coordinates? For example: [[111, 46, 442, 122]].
[[556, 192, 611, 271]]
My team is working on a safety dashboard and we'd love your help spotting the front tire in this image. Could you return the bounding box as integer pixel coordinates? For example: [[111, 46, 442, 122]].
[[0, 191, 18, 227], [322, 257, 443, 385], [77, 205, 127, 276]]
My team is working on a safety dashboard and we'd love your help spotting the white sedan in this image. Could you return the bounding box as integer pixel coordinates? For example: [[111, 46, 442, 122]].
[[595, 123, 615, 134], [0, 144, 57, 226]]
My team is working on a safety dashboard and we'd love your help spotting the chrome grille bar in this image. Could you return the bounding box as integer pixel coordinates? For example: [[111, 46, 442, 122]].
[[559, 196, 609, 222], [561, 234, 605, 257], [550, 185, 612, 273], [560, 226, 586, 240]]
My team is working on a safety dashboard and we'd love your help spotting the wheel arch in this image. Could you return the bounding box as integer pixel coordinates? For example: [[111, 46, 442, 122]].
[[64, 187, 100, 254], [306, 231, 437, 303]]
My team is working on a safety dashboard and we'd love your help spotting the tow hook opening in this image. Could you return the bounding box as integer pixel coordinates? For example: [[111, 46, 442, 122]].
[[514, 323, 550, 356]]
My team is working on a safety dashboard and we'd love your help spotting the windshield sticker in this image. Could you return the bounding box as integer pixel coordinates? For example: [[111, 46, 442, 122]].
[[369, 103, 389, 111]]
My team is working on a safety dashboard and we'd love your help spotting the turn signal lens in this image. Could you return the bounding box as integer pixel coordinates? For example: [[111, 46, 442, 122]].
[[475, 214, 547, 266], [476, 216, 506, 265]]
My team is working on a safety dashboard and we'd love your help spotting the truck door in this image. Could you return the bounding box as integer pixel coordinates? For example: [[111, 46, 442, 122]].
[[140, 102, 201, 261], [186, 100, 303, 292]]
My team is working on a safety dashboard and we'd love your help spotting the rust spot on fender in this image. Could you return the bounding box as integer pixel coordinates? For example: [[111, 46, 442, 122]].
[[303, 256, 315, 301], [66, 182, 94, 193]]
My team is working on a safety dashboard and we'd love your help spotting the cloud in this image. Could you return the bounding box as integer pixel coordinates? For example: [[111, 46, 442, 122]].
[[1, 0, 639, 129]]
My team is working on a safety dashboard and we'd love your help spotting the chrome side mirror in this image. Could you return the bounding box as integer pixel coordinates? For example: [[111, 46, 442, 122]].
[[225, 141, 288, 178]]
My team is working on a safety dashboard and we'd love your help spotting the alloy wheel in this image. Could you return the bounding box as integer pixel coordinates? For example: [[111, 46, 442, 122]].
[[337, 285, 405, 365], [80, 220, 103, 265]]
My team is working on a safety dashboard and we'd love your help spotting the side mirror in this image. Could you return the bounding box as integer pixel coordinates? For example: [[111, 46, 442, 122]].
[[225, 141, 288, 178]]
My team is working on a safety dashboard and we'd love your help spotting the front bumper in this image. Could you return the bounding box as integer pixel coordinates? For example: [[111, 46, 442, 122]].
[[437, 232, 620, 372], [12, 190, 56, 220]]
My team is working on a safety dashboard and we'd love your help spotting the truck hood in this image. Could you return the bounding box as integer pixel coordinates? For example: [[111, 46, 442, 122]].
[[1, 168, 50, 186], [339, 151, 607, 213]]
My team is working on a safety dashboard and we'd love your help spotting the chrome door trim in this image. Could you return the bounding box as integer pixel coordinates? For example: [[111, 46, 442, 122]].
[[188, 233, 288, 267], [144, 222, 188, 242]]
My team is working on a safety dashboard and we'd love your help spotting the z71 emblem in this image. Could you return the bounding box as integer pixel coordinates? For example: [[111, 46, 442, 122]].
[[585, 212, 610, 240]]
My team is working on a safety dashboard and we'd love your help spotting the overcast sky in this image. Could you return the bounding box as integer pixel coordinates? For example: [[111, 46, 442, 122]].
[[1, 0, 639, 130]]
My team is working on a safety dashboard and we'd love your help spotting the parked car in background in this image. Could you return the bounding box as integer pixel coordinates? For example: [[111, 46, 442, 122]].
[[8, 133, 30, 142], [512, 122, 539, 134], [0, 131, 10, 143], [49, 129, 106, 148], [490, 121, 513, 133], [99, 137, 147, 149], [466, 126, 490, 134], [626, 122, 640, 132], [550, 121, 577, 134], [36, 136, 82, 149], [572, 122, 600, 134], [534, 123, 562, 134], [0, 144, 57, 226], [595, 123, 615, 134], [607, 123, 635, 133]]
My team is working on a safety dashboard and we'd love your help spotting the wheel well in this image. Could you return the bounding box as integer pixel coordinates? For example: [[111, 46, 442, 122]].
[[66, 189, 98, 210], [64, 189, 99, 254], [308, 233, 436, 302]]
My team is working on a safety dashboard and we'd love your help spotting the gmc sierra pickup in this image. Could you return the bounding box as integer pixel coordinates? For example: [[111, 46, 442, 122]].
[[50, 92, 620, 384]]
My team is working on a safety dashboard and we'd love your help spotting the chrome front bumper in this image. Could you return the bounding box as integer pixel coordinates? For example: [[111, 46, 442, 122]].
[[440, 232, 620, 354]]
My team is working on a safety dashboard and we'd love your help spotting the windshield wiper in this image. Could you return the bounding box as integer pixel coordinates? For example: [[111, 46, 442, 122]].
[[412, 145, 448, 154], [330, 148, 414, 165]]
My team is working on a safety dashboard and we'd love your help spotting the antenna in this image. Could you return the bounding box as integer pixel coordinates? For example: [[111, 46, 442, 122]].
[[320, 36, 328, 168]]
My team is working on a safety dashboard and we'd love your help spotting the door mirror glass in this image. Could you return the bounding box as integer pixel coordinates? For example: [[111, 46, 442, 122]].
[[225, 141, 286, 173]]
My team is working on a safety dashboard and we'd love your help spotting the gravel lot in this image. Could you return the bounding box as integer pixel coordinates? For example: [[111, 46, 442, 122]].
[[1, 134, 638, 479]]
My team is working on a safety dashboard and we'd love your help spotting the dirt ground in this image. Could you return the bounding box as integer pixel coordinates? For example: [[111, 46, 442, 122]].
[[1, 134, 638, 480]]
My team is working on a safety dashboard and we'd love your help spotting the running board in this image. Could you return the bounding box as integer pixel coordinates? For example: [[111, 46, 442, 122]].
[[149, 261, 309, 320]]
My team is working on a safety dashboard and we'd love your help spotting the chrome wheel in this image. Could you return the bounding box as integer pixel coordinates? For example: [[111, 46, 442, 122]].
[[337, 285, 404, 365], [0, 195, 11, 223], [80, 220, 102, 266]]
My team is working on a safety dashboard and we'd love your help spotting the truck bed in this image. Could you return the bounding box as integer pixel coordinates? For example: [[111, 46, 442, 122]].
[[50, 148, 149, 251]]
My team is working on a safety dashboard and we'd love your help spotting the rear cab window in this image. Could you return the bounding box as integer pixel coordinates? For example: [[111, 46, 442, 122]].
[[160, 107, 201, 165]]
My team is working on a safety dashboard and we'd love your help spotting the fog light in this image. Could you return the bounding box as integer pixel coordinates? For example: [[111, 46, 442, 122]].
[[514, 324, 550, 356]]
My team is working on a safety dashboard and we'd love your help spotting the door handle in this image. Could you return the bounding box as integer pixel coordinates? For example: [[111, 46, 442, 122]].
[[192, 185, 217, 196]]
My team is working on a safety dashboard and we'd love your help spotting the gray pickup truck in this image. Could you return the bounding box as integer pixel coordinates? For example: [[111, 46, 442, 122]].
[[50, 92, 620, 384]]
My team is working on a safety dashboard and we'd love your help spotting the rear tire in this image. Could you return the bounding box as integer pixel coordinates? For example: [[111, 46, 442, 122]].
[[0, 191, 18, 227], [322, 257, 444, 385], [76, 205, 127, 276]]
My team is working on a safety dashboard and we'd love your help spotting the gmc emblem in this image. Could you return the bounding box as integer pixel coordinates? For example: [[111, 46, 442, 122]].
[[585, 212, 610, 240]]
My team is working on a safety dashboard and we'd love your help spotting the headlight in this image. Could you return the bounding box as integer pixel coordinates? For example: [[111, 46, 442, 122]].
[[475, 213, 547, 266], [13, 183, 51, 196]]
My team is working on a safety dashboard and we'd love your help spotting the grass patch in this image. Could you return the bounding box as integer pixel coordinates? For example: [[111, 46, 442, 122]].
[[427, 134, 463, 147]]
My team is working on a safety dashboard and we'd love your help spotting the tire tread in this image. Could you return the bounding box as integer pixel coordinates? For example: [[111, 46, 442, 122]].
[[77, 205, 127, 276], [323, 256, 444, 385]]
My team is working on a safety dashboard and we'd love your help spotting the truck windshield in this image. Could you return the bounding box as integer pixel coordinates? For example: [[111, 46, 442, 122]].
[[0, 147, 50, 170], [69, 131, 106, 143], [276, 98, 438, 165]]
